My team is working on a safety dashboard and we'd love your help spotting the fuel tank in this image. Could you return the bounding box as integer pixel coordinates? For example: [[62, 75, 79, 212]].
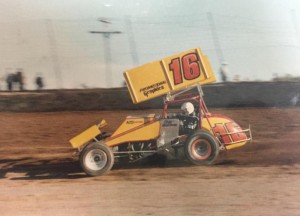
[[201, 114, 251, 150]]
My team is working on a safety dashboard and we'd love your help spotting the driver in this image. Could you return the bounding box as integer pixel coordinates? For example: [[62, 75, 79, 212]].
[[181, 102, 195, 116], [179, 102, 198, 135]]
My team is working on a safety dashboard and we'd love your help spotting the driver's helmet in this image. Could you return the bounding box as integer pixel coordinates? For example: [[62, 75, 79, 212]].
[[181, 102, 194, 115]]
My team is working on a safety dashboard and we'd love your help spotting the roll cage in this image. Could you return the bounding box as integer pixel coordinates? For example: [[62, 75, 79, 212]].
[[162, 84, 252, 147], [162, 84, 208, 129]]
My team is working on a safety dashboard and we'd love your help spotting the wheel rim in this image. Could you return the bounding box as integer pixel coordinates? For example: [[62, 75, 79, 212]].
[[84, 149, 107, 171], [190, 139, 212, 160]]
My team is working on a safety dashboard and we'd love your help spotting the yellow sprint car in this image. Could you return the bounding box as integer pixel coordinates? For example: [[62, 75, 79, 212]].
[[69, 48, 252, 176]]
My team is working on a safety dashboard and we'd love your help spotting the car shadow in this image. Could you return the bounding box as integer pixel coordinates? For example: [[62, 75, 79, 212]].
[[1, 158, 88, 180], [113, 157, 191, 170], [2, 155, 256, 181], [1, 156, 191, 181]]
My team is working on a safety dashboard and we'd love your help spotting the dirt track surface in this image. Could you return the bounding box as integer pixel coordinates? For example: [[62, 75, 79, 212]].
[[1, 107, 300, 215]]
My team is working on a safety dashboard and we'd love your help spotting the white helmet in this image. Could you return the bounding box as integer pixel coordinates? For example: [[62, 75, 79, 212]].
[[181, 102, 194, 115]]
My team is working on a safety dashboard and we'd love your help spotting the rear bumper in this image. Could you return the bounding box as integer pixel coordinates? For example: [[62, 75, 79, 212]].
[[220, 126, 252, 150]]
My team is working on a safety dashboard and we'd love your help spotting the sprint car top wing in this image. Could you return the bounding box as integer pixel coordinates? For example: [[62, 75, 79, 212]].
[[123, 48, 216, 104]]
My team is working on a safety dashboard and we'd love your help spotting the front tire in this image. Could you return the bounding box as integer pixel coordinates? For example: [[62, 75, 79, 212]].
[[80, 142, 114, 176], [185, 130, 219, 165]]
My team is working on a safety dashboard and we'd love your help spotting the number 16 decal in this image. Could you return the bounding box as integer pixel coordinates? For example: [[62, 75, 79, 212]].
[[169, 53, 201, 85]]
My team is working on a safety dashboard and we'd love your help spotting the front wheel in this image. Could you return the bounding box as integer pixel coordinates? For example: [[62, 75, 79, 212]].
[[185, 130, 219, 165], [80, 142, 114, 176]]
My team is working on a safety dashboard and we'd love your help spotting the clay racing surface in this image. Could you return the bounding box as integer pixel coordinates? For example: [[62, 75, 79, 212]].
[[1, 107, 300, 215]]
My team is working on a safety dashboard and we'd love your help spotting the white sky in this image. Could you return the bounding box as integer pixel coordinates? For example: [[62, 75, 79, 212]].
[[1, 0, 300, 89]]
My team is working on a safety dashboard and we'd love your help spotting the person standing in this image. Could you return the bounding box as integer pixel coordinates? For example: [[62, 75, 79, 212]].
[[6, 73, 13, 91], [35, 75, 44, 90], [15, 69, 24, 91], [220, 62, 229, 82]]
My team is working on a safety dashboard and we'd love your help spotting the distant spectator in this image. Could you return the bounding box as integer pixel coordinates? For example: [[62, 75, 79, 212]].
[[220, 62, 229, 82], [6, 73, 14, 91], [35, 75, 44, 90], [233, 75, 240, 82], [15, 70, 24, 91], [5, 69, 25, 91]]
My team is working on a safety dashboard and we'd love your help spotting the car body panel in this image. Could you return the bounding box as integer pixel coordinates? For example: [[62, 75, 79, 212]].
[[69, 120, 107, 148], [105, 120, 160, 147]]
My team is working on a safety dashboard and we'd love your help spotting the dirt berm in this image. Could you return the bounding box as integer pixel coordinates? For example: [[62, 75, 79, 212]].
[[0, 81, 299, 112]]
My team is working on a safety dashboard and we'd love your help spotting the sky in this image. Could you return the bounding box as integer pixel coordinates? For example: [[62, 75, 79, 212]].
[[1, 0, 300, 89]]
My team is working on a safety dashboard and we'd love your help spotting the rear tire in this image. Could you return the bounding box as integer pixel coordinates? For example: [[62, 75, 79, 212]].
[[185, 130, 219, 165], [80, 142, 114, 176]]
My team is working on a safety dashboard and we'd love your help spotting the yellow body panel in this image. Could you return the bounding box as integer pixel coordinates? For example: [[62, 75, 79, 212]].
[[69, 120, 107, 148], [69, 125, 101, 148], [105, 120, 160, 147], [202, 116, 248, 150], [201, 116, 229, 133], [110, 115, 155, 137], [225, 142, 247, 150], [124, 48, 216, 104]]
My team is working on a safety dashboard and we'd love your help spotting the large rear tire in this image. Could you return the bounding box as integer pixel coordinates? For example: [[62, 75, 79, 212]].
[[185, 130, 219, 165], [80, 142, 114, 176]]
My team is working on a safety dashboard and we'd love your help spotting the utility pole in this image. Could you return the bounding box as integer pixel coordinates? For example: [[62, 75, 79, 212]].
[[90, 19, 121, 87], [207, 12, 225, 64], [125, 16, 139, 66], [45, 19, 63, 89], [290, 10, 300, 48]]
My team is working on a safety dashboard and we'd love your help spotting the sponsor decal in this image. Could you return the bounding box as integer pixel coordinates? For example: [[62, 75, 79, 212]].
[[212, 122, 246, 144], [169, 53, 201, 85], [126, 120, 143, 124], [139, 81, 167, 97]]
